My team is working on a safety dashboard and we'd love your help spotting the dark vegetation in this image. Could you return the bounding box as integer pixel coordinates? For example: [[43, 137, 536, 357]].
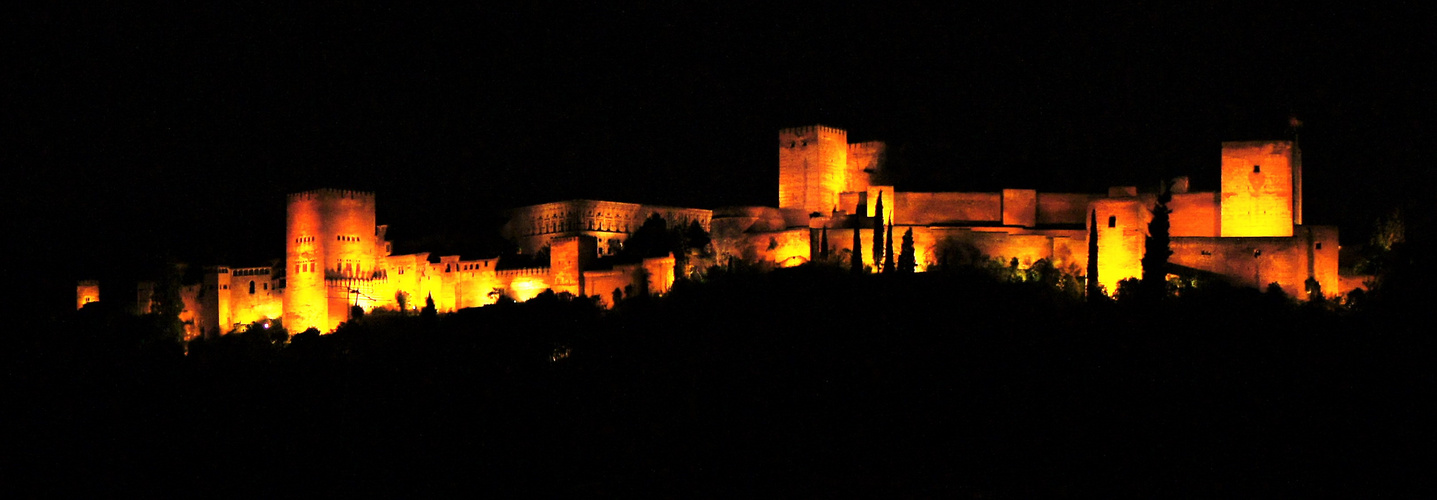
[[7, 256, 1435, 496]]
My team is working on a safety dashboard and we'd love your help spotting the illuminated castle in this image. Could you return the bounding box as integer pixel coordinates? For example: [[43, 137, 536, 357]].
[[738, 125, 1339, 298], [83, 125, 1346, 337]]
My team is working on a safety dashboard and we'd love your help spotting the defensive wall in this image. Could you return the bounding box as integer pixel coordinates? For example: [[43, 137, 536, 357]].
[[80, 125, 1350, 333], [502, 199, 712, 256]]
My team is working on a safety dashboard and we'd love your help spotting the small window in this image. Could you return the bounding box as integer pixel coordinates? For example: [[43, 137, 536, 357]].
[[1107, 216, 1116, 228], [1315, 242, 1323, 250], [1253, 165, 1261, 173], [249, 281, 256, 294]]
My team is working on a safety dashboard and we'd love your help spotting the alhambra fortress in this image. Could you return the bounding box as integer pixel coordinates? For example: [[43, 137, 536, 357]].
[[76, 125, 1353, 337]]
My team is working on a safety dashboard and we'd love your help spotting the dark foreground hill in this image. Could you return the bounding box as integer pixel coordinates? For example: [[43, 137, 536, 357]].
[[6, 266, 1434, 496]]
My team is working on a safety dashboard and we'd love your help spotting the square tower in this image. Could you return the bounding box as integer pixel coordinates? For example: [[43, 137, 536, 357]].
[[779, 125, 849, 215], [1220, 141, 1298, 237], [284, 189, 379, 333]]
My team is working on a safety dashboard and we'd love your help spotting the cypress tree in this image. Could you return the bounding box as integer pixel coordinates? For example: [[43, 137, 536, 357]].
[[872, 192, 884, 271], [819, 224, 829, 260], [883, 217, 896, 273], [898, 228, 916, 273], [851, 201, 863, 274], [1087, 209, 1101, 300], [1141, 183, 1173, 301]]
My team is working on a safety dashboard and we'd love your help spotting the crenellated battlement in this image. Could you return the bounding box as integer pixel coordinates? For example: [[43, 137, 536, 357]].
[[779, 124, 847, 138], [497, 267, 550, 278], [849, 141, 885, 153], [288, 188, 375, 202]]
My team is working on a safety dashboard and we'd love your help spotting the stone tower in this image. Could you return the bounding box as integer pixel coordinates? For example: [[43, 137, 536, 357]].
[[77, 280, 99, 310], [1220, 141, 1300, 237], [284, 189, 379, 333], [779, 125, 850, 215]]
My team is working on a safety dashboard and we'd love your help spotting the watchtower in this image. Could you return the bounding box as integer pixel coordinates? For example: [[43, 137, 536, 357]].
[[779, 125, 849, 215], [1220, 141, 1299, 237], [284, 189, 379, 332]]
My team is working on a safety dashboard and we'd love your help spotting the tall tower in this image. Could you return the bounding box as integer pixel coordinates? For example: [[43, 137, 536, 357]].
[[779, 125, 849, 215], [284, 189, 379, 333], [1220, 141, 1298, 237]]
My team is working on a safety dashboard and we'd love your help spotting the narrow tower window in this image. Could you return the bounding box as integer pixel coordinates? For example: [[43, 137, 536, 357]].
[[1107, 216, 1117, 228], [1253, 165, 1261, 173], [249, 281, 256, 294]]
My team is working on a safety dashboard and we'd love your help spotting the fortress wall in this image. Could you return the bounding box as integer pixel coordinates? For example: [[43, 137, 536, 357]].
[[225, 267, 282, 331], [837, 191, 864, 216], [180, 283, 202, 341], [1172, 236, 1310, 298], [199, 268, 228, 335], [1036, 193, 1100, 226], [1305, 225, 1341, 298], [643, 254, 676, 295], [431, 255, 462, 312], [1221, 141, 1295, 237], [584, 264, 642, 308], [549, 236, 595, 297], [1168, 191, 1220, 237], [1089, 198, 1147, 294], [1002, 189, 1037, 227], [820, 227, 878, 271], [715, 227, 812, 268], [894, 192, 1002, 226], [384, 253, 428, 312], [505, 201, 712, 255], [325, 277, 383, 330], [846, 141, 885, 192], [496, 267, 552, 302], [925, 228, 1056, 270], [865, 186, 896, 221], [819, 226, 1060, 273]]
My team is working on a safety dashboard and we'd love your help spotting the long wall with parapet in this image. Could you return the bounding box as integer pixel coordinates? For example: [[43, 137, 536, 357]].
[[502, 199, 712, 256], [757, 125, 1341, 299]]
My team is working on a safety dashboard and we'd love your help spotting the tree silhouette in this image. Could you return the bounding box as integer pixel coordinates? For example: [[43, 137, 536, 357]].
[[421, 293, 438, 321], [1141, 182, 1173, 301], [898, 228, 916, 273], [151, 260, 187, 343], [851, 201, 863, 274], [1087, 209, 1101, 301], [883, 217, 896, 273], [819, 224, 829, 260], [871, 193, 884, 272]]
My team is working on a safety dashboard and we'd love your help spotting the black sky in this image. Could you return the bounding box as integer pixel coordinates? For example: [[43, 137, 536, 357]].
[[7, 3, 1434, 302]]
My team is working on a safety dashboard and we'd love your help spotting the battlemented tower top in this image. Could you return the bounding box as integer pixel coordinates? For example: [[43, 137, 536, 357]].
[[287, 188, 375, 202]]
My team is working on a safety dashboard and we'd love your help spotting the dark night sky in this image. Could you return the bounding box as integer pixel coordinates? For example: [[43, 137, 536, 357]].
[[7, 3, 1434, 303]]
